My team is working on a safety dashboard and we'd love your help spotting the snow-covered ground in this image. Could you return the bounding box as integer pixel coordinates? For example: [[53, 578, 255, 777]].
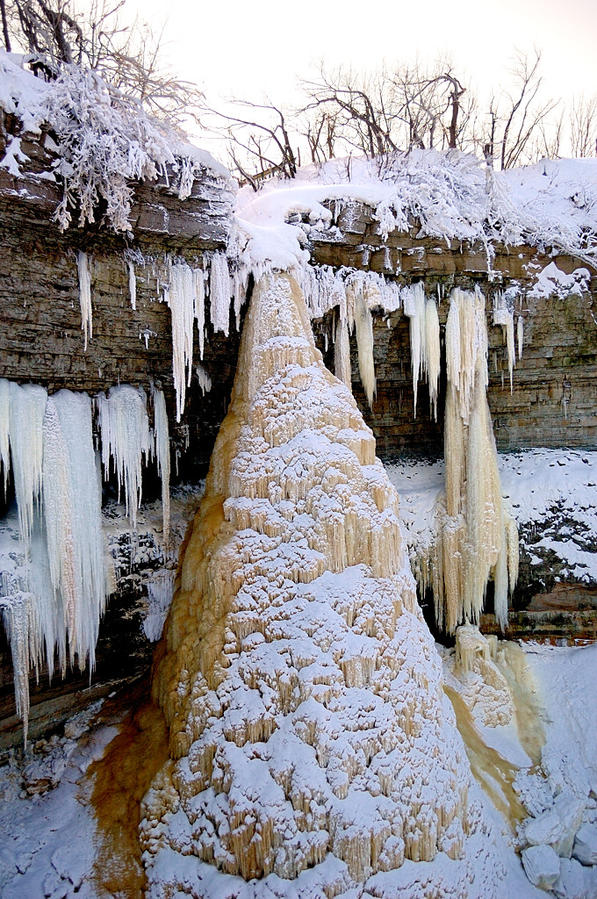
[[1, 641, 595, 897], [387, 448, 597, 593]]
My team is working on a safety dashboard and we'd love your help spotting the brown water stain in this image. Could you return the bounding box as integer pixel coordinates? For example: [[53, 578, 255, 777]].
[[444, 684, 527, 829], [86, 681, 169, 898]]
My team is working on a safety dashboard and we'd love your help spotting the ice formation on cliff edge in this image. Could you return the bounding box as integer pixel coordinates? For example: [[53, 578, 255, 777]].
[[415, 288, 519, 633], [140, 272, 473, 894], [0, 381, 172, 740]]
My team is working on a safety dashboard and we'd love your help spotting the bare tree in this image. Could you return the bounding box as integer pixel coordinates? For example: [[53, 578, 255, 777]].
[[302, 67, 399, 159], [480, 50, 558, 169], [4, 0, 202, 126], [200, 99, 300, 185], [570, 95, 597, 157]]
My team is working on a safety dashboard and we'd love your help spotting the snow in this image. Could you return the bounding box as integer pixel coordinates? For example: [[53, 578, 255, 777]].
[[235, 153, 597, 281], [528, 261, 591, 299]]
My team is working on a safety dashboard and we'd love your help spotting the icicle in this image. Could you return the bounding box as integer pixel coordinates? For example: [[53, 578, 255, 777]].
[[517, 314, 524, 361], [232, 264, 249, 331], [0, 379, 10, 493], [152, 387, 171, 552], [209, 252, 231, 336], [97, 385, 152, 530], [9, 382, 47, 545], [194, 268, 206, 361], [334, 315, 352, 389], [196, 365, 212, 396], [42, 390, 107, 671], [128, 260, 137, 310], [163, 261, 196, 421], [77, 251, 92, 350], [425, 298, 441, 421], [0, 593, 36, 745], [403, 283, 426, 417], [352, 283, 376, 407]]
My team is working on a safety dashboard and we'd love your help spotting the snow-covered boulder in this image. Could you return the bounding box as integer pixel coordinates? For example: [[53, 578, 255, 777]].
[[553, 858, 591, 899], [521, 845, 561, 890], [553, 795, 586, 858], [573, 823, 597, 866], [524, 794, 585, 858]]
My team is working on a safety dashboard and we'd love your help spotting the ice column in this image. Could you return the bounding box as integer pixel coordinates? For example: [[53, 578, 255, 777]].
[[0, 378, 11, 492], [429, 288, 518, 632], [140, 272, 470, 894]]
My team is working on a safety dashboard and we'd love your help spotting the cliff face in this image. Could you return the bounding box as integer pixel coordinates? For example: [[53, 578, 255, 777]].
[[0, 131, 595, 750]]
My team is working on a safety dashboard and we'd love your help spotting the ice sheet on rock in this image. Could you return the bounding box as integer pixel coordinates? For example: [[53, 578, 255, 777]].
[[144, 568, 176, 642]]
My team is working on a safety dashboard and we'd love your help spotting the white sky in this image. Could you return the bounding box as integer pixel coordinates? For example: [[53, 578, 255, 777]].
[[100, 0, 597, 160]]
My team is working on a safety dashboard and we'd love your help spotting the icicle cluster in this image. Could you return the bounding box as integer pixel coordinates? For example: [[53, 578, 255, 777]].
[[140, 272, 470, 895], [419, 289, 519, 632], [298, 265, 403, 408], [159, 254, 244, 421], [1, 379, 172, 740], [0, 381, 108, 742], [402, 283, 441, 419], [97, 385, 152, 530]]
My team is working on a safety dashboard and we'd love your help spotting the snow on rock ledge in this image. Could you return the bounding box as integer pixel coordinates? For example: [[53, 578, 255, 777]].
[[140, 272, 471, 892]]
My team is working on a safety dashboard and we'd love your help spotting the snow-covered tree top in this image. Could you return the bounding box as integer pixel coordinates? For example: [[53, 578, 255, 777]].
[[0, 51, 232, 233], [235, 151, 597, 273]]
